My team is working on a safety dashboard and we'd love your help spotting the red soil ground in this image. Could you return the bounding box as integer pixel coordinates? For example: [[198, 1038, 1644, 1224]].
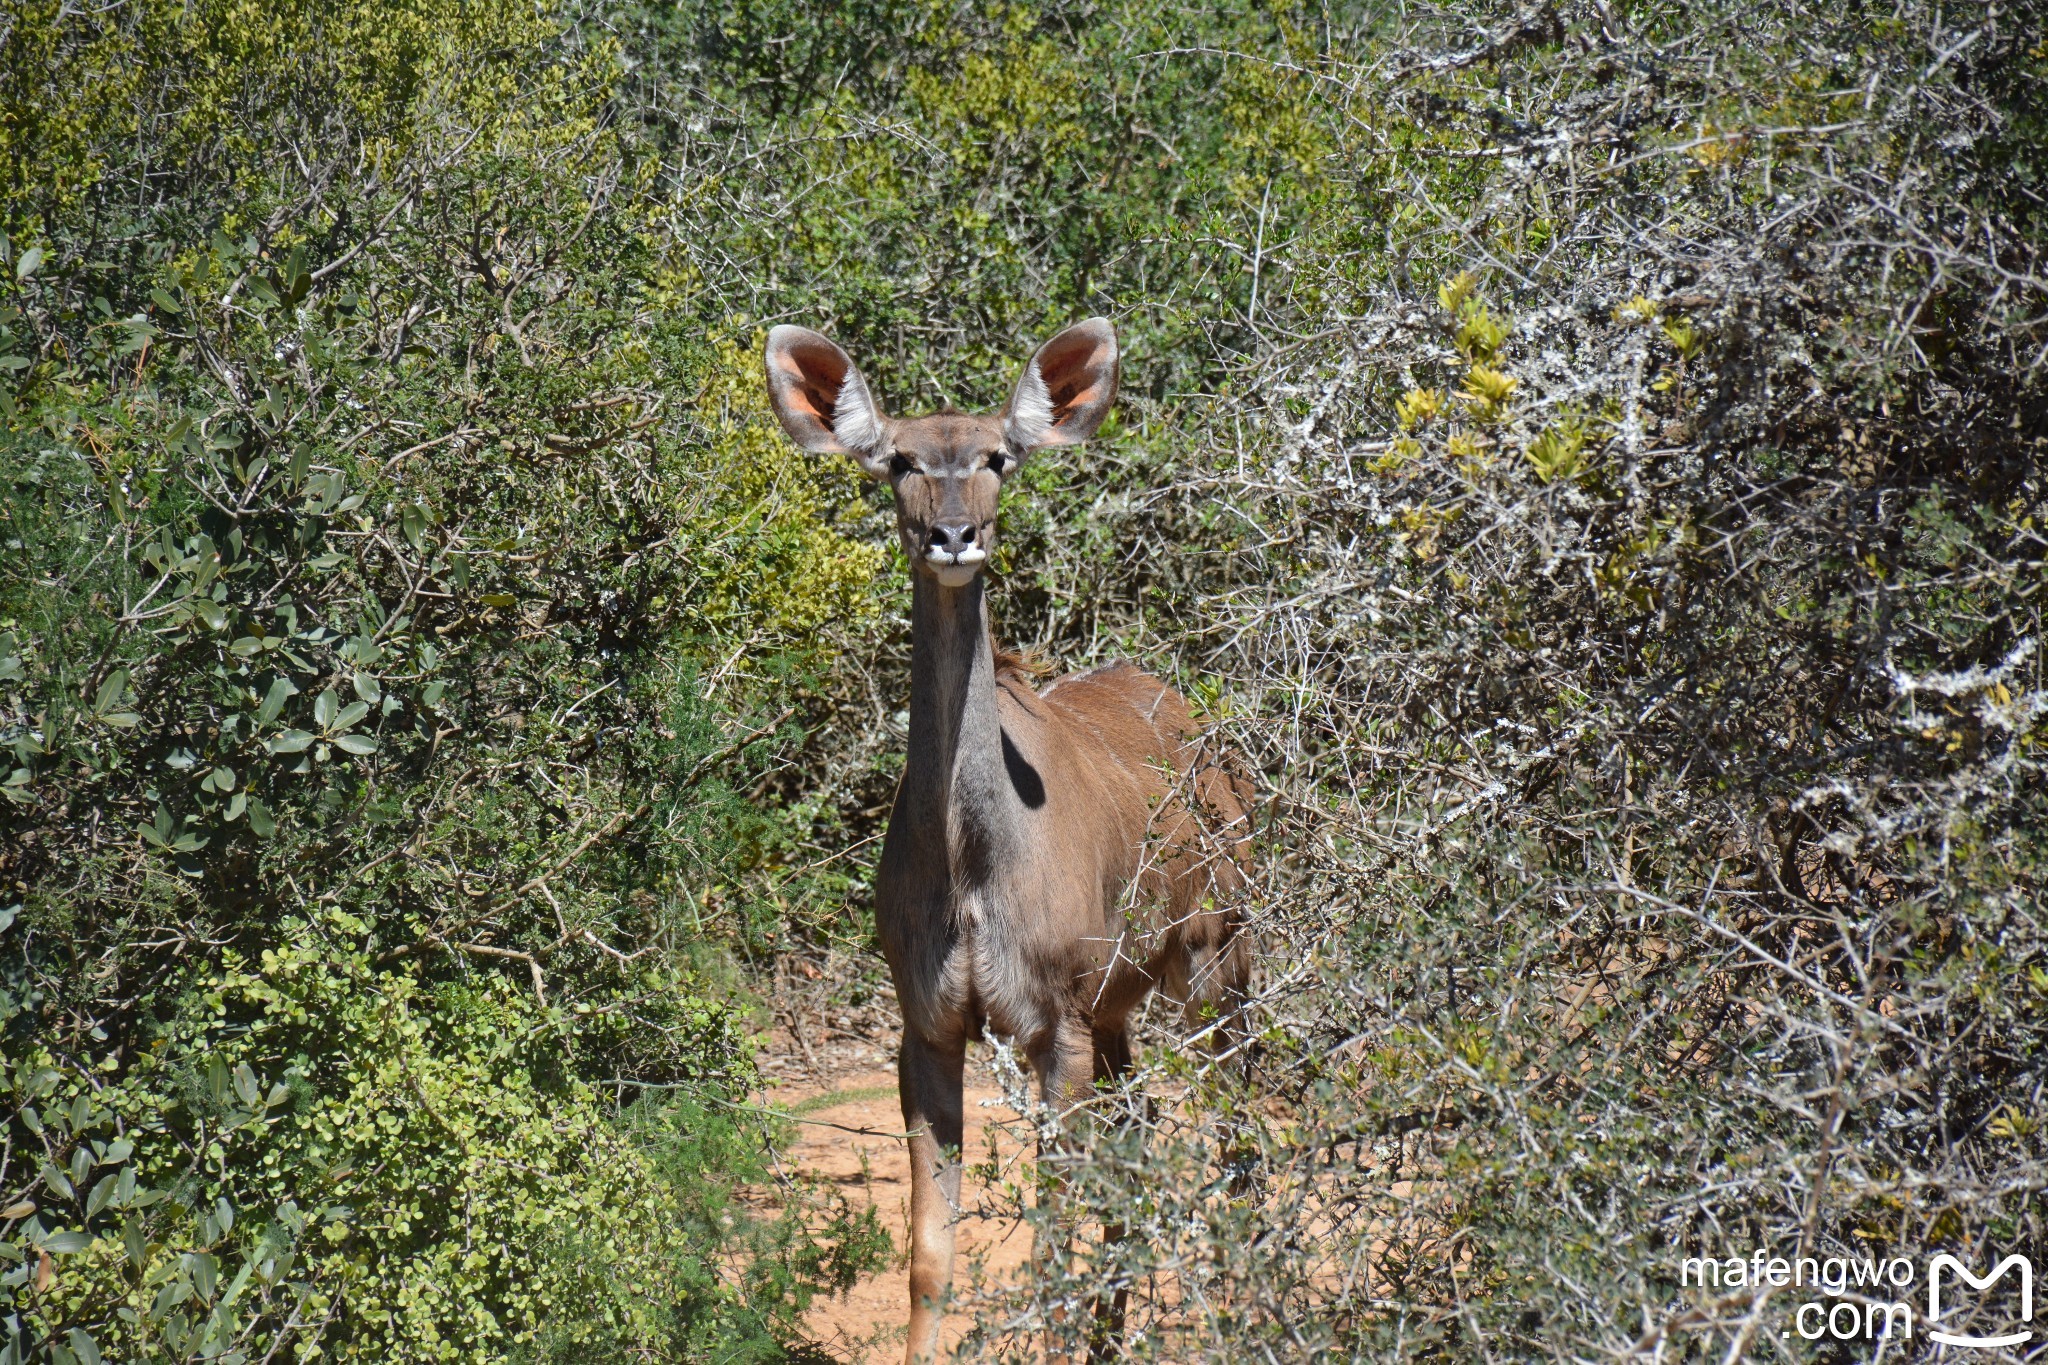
[[757, 1053, 1036, 1363]]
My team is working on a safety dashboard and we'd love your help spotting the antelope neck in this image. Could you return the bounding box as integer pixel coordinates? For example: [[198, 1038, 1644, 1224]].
[[901, 573, 1019, 881]]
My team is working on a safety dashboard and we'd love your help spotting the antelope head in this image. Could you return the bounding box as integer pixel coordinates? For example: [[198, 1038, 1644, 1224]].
[[764, 319, 1120, 587]]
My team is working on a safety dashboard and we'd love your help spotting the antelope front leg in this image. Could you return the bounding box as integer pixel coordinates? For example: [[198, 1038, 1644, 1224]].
[[900, 1032, 966, 1365]]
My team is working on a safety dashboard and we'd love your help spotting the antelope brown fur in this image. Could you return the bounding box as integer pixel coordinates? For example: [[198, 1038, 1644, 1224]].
[[763, 317, 1252, 1363]]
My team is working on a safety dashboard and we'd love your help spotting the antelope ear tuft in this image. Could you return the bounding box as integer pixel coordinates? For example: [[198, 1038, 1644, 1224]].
[[763, 325, 893, 477], [1004, 317, 1119, 453]]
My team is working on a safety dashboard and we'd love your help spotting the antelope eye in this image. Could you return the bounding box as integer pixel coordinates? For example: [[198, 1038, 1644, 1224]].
[[889, 453, 915, 477], [986, 451, 1008, 475]]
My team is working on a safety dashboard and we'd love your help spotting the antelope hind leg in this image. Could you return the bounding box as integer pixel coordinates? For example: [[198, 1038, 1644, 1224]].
[[1030, 1020, 1097, 1365], [1087, 1023, 1136, 1363], [1167, 926, 1261, 1193]]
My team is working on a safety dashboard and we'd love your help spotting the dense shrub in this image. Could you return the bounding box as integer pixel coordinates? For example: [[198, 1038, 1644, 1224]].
[[979, 3, 2048, 1360], [1, 2, 888, 1360]]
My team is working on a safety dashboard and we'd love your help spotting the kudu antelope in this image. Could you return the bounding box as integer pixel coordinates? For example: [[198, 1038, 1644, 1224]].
[[764, 318, 1252, 1363]]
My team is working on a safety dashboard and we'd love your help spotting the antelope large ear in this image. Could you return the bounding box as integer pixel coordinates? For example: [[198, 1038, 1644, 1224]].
[[1004, 317, 1119, 453], [763, 325, 892, 477]]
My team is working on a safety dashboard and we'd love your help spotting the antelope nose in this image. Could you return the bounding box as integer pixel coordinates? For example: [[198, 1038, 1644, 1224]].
[[929, 522, 978, 552]]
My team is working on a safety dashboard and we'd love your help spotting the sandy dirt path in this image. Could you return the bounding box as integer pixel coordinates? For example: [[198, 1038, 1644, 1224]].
[[761, 1060, 1036, 1363]]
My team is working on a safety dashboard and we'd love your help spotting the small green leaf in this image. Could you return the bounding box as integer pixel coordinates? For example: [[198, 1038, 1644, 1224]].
[[246, 798, 275, 837], [220, 1257, 254, 1312], [93, 668, 129, 716], [187, 1250, 218, 1300], [257, 676, 295, 725], [334, 700, 369, 731], [149, 1276, 184, 1318], [40, 1230, 90, 1254], [332, 733, 378, 756], [266, 730, 314, 754], [351, 672, 382, 704], [15, 245, 44, 279], [313, 688, 337, 729]]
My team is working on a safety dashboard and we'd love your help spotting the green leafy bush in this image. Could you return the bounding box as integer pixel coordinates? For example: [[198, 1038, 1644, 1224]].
[[985, 3, 2048, 1360], [1, 2, 888, 1360]]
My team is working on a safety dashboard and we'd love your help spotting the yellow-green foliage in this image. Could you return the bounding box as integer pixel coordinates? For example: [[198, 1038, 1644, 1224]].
[[1661, 316, 1703, 361], [3, 2, 907, 1359], [1453, 303, 1508, 364], [1458, 363, 1517, 424], [1221, 47, 1336, 200], [1524, 411, 1590, 483], [15, 934, 777, 1362], [908, 33, 1087, 174], [0, 0, 593, 231], [690, 338, 888, 639], [1396, 387, 1445, 430], [0, 1, 145, 227], [1437, 271, 1478, 314]]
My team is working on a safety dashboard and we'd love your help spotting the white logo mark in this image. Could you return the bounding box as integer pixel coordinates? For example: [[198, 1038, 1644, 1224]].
[[1927, 1254, 2033, 1349]]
